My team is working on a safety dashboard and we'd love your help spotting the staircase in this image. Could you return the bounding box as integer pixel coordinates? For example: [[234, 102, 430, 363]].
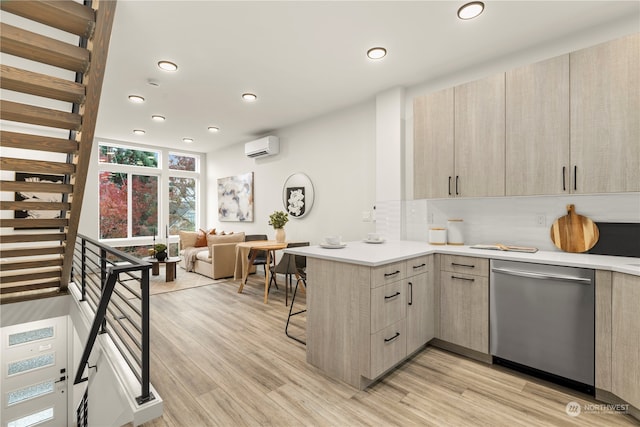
[[0, 0, 116, 303]]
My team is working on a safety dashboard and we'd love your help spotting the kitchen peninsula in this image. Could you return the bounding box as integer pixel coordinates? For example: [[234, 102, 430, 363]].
[[285, 241, 640, 418]]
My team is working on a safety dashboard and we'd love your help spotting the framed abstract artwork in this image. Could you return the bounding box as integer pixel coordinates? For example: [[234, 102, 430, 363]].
[[282, 172, 314, 219], [217, 172, 253, 222], [14, 172, 64, 228]]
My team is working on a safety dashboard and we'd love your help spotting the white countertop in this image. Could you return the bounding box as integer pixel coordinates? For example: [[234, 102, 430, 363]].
[[285, 240, 640, 276]]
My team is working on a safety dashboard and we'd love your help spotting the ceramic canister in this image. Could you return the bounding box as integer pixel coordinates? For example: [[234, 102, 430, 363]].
[[428, 228, 447, 245], [447, 219, 464, 245]]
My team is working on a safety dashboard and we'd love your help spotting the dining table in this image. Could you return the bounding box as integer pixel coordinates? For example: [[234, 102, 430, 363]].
[[234, 240, 288, 303]]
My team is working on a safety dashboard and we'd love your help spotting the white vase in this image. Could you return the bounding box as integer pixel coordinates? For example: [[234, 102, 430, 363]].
[[275, 228, 286, 243]]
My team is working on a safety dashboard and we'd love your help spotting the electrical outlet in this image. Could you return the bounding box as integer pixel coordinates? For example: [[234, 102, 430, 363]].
[[535, 214, 546, 227]]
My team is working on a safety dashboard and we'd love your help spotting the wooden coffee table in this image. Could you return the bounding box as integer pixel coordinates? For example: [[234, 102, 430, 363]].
[[145, 257, 180, 282]]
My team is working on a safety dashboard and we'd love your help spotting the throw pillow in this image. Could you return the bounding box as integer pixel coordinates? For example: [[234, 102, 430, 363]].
[[179, 230, 199, 249], [194, 230, 207, 247]]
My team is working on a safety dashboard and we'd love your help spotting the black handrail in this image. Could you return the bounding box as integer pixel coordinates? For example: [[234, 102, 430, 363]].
[[71, 234, 154, 404]]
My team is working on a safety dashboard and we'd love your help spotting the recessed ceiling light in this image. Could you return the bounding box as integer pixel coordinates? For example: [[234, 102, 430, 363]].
[[158, 61, 178, 71], [367, 47, 387, 60], [133, 129, 146, 135], [242, 93, 257, 102], [457, 1, 484, 20], [151, 115, 165, 122], [128, 95, 145, 103], [182, 137, 194, 143], [208, 126, 220, 133]]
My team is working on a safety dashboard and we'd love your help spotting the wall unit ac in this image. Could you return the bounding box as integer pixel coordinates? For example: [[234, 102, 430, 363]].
[[244, 136, 279, 158]]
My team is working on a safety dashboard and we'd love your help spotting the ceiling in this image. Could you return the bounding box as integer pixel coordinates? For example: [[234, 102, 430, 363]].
[[95, 1, 639, 153]]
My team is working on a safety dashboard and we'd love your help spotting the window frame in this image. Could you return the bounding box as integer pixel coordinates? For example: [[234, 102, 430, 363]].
[[97, 141, 203, 251]]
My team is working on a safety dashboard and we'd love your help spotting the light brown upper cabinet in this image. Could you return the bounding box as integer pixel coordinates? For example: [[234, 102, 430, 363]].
[[413, 88, 454, 199], [413, 74, 505, 199], [454, 74, 506, 197], [506, 55, 570, 196], [570, 33, 640, 193]]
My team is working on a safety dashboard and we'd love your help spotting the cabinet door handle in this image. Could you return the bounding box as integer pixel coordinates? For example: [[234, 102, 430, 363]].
[[408, 282, 413, 305], [412, 263, 426, 270], [451, 262, 475, 269], [451, 275, 475, 282], [384, 332, 400, 343], [573, 165, 577, 191], [448, 176, 452, 196], [384, 270, 400, 278], [562, 166, 566, 191], [384, 291, 401, 300], [455, 175, 460, 195]]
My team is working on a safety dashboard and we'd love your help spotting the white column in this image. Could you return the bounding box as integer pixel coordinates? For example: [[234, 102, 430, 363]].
[[375, 87, 405, 240]]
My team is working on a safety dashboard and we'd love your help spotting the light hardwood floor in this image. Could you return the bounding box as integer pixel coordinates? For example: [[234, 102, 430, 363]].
[[142, 272, 637, 427]]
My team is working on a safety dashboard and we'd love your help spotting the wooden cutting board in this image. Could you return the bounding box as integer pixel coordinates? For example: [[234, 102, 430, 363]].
[[550, 204, 600, 253]]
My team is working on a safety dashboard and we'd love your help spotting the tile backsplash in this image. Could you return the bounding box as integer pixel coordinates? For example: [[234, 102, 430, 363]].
[[405, 193, 640, 252]]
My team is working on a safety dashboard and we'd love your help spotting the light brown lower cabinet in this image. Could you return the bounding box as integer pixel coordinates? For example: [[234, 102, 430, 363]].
[[439, 255, 489, 354], [306, 255, 435, 390], [611, 272, 640, 409]]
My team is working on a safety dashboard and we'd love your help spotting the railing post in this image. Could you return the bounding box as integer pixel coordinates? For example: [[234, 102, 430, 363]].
[[137, 266, 152, 404], [100, 248, 107, 334], [80, 238, 87, 301]]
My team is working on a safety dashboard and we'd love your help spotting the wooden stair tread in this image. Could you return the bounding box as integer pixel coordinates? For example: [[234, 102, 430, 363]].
[[0, 218, 68, 229], [1, 259, 63, 272], [0, 0, 96, 38], [0, 22, 89, 73], [0, 131, 78, 154], [0, 179, 73, 194], [1, 278, 62, 294], [0, 246, 65, 258], [0, 100, 82, 130], [1, 201, 69, 211], [1, 64, 85, 103], [0, 269, 61, 284], [0, 233, 66, 244], [1, 157, 75, 174]]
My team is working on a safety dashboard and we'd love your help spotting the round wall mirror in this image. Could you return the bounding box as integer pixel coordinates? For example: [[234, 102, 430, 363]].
[[282, 172, 314, 219]]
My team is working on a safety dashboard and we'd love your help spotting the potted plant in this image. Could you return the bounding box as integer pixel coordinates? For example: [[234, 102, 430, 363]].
[[269, 210, 289, 243], [154, 243, 168, 261]]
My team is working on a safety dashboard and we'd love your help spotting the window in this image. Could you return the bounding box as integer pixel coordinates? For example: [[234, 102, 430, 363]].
[[100, 145, 158, 167], [98, 143, 201, 256], [169, 177, 196, 234]]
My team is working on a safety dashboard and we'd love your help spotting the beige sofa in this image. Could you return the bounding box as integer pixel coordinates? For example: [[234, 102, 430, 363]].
[[179, 231, 249, 279]]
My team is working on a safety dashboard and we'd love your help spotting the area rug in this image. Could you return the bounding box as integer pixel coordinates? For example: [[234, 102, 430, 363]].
[[149, 268, 225, 296]]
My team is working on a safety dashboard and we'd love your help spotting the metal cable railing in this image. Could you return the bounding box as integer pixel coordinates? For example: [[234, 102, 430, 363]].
[[71, 233, 154, 404]]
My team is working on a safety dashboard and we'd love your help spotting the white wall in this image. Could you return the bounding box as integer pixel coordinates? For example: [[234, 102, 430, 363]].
[[206, 102, 377, 244]]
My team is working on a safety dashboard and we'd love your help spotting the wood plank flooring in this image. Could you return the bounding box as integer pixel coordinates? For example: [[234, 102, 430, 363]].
[[142, 272, 637, 426]]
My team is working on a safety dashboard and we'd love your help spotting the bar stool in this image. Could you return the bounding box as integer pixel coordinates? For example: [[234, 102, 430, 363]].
[[269, 242, 309, 305], [285, 253, 307, 345]]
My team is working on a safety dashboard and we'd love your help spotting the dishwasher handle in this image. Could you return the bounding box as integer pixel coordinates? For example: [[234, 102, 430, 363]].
[[491, 267, 592, 284]]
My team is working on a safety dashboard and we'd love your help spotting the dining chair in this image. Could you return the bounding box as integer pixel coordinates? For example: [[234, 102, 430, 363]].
[[244, 234, 276, 280]]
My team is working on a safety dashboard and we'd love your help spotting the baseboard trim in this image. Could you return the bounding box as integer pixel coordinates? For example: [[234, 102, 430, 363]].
[[430, 339, 492, 364], [595, 389, 639, 421]]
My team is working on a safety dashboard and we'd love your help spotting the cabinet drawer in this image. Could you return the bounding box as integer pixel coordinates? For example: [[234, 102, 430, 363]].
[[371, 281, 406, 333], [368, 320, 406, 379], [372, 261, 406, 288], [441, 255, 488, 276], [406, 255, 431, 277]]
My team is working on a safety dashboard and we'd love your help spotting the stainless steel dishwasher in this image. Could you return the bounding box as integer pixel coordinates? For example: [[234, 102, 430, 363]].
[[490, 259, 595, 392]]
